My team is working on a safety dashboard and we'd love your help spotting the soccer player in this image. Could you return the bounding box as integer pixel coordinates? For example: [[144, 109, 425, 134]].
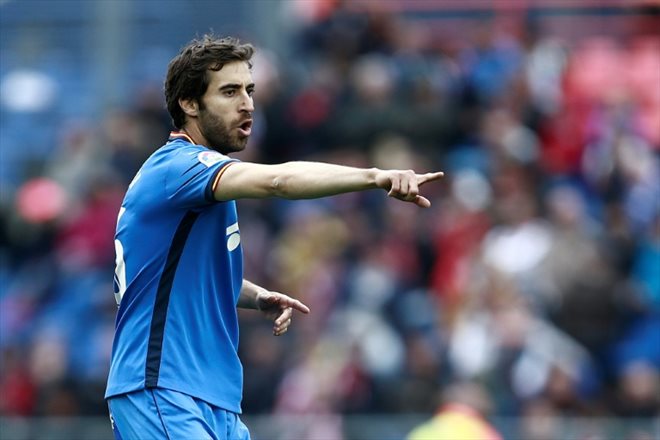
[[105, 34, 444, 439]]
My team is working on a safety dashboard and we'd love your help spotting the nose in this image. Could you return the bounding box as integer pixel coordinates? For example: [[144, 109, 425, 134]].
[[240, 90, 254, 113]]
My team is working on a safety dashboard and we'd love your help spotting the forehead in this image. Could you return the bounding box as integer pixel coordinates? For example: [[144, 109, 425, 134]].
[[207, 61, 253, 88]]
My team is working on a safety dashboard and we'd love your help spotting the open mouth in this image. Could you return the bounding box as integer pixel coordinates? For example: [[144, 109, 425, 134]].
[[237, 120, 252, 137]]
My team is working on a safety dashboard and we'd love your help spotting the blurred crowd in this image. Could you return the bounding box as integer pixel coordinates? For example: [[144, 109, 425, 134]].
[[1, 2, 659, 439]]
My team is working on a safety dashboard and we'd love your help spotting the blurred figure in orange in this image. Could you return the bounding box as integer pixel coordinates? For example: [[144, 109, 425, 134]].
[[406, 381, 502, 440]]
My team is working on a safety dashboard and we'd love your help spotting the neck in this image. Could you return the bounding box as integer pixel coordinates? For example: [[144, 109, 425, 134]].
[[180, 123, 206, 146]]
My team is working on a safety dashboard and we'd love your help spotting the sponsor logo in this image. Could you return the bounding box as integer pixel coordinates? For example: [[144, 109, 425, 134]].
[[198, 151, 225, 168], [226, 222, 240, 251]]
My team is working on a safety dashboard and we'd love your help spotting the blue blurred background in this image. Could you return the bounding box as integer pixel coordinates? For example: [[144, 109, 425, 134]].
[[1, 1, 659, 439]]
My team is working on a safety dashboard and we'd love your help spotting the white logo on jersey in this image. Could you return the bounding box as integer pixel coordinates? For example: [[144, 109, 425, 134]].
[[226, 222, 240, 251], [198, 151, 225, 168]]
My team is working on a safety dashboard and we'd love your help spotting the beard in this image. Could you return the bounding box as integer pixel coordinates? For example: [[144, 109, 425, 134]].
[[198, 107, 249, 155]]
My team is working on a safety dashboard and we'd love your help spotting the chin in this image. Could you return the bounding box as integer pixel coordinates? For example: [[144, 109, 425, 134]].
[[216, 140, 247, 155], [234, 137, 249, 151], [231, 141, 248, 153]]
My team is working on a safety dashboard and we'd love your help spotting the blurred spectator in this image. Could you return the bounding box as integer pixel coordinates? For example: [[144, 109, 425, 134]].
[[0, 346, 36, 415], [406, 381, 502, 440]]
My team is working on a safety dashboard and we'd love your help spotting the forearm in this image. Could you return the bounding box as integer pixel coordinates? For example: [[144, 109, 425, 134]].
[[215, 161, 380, 201], [237, 279, 265, 309], [271, 162, 379, 199]]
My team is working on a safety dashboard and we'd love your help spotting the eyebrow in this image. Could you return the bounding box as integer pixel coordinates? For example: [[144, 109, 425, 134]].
[[219, 83, 255, 91]]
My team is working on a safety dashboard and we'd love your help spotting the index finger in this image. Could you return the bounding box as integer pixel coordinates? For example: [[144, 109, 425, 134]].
[[279, 296, 310, 314], [417, 171, 444, 185]]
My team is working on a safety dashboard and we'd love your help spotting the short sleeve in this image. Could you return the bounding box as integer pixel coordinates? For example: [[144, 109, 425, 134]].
[[164, 146, 238, 208]]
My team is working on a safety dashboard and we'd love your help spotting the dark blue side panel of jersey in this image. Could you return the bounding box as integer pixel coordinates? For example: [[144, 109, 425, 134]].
[[145, 210, 200, 387]]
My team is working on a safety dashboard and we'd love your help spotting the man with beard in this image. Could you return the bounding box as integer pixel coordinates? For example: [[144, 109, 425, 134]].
[[105, 35, 444, 439]]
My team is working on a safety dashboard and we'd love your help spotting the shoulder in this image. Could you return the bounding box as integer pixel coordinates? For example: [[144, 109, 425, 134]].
[[163, 141, 231, 168], [196, 149, 232, 168]]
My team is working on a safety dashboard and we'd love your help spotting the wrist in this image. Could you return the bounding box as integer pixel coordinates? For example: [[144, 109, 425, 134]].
[[254, 288, 270, 310], [238, 280, 265, 310], [368, 167, 381, 189]]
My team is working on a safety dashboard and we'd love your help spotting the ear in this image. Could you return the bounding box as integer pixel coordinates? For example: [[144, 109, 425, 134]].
[[179, 98, 199, 118]]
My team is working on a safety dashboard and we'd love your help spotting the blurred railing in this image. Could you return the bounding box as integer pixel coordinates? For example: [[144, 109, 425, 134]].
[[1, 415, 658, 440]]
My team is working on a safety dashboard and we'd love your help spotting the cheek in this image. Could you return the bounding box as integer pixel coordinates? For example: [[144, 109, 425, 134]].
[[208, 99, 234, 121], [200, 104, 224, 125]]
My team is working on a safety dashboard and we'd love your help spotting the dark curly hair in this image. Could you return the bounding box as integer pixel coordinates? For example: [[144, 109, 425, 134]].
[[164, 35, 255, 129]]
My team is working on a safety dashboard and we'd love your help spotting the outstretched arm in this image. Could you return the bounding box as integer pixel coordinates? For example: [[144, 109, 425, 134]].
[[214, 162, 444, 208], [238, 279, 310, 336]]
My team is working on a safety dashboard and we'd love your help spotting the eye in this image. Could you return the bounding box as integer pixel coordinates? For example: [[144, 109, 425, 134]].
[[224, 89, 236, 97], [247, 88, 255, 97]]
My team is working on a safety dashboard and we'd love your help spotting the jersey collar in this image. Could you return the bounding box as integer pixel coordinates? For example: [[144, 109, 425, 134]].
[[168, 131, 195, 144]]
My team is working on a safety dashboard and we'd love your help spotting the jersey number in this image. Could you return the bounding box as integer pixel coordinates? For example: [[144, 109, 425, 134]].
[[114, 239, 127, 305], [113, 173, 141, 306], [113, 206, 127, 305]]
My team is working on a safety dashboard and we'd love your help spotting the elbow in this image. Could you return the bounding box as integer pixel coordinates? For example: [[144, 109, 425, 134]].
[[270, 174, 291, 198]]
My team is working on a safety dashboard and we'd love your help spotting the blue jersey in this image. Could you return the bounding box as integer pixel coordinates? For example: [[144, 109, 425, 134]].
[[105, 132, 244, 413]]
